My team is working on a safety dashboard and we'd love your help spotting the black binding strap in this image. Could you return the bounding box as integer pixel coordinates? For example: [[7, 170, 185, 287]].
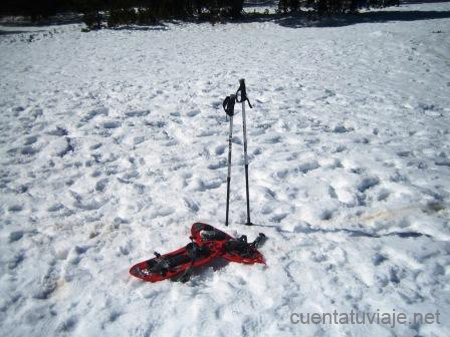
[[236, 79, 252, 108]]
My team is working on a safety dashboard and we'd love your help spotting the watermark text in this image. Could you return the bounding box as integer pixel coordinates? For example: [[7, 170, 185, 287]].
[[290, 309, 440, 328]]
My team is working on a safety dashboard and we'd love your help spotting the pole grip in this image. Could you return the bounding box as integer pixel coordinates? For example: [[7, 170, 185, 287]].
[[236, 79, 252, 108], [223, 94, 236, 117], [236, 79, 247, 103]]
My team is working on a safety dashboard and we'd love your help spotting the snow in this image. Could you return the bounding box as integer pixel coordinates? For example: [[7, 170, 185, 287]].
[[1, 2, 450, 336]]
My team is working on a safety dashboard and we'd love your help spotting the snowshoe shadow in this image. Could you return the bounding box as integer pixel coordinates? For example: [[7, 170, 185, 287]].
[[203, 257, 229, 272], [180, 258, 230, 284]]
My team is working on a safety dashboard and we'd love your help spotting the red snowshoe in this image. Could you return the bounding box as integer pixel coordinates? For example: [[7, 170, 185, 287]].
[[191, 222, 266, 265], [129, 240, 221, 283], [130, 223, 266, 283]]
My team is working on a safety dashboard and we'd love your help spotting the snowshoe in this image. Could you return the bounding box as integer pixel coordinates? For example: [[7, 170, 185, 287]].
[[191, 222, 266, 265], [129, 240, 221, 283]]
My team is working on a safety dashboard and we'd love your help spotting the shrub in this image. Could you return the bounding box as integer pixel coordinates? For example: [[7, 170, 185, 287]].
[[83, 11, 103, 30], [278, 0, 397, 15], [137, 8, 156, 25], [107, 8, 137, 27]]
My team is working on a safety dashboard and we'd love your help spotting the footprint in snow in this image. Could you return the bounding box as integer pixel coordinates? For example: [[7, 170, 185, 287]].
[[103, 121, 121, 129], [397, 151, 412, 158], [372, 252, 388, 266], [145, 120, 166, 128], [57, 138, 75, 158], [90, 143, 102, 150], [215, 144, 226, 155], [333, 125, 353, 133], [82, 107, 109, 122], [47, 203, 64, 212], [57, 316, 78, 333], [252, 147, 262, 156], [133, 136, 145, 145], [95, 178, 109, 192], [108, 310, 123, 322], [275, 169, 289, 179], [151, 207, 175, 218], [21, 146, 39, 156], [208, 160, 227, 170], [328, 186, 338, 199], [12, 106, 25, 114], [320, 209, 334, 221], [389, 268, 401, 285], [32, 269, 59, 300], [270, 212, 289, 223], [163, 139, 178, 147], [125, 110, 149, 118], [9, 230, 24, 242], [190, 177, 222, 191], [377, 189, 390, 201], [24, 135, 38, 145], [8, 204, 24, 212], [357, 176, 380, 193], [264, 135, 282, 144], [8, 250, 25, 269], [183, 197, 199, 213], [296, 160, 320, 174], [197, 130, 216, 137], [187, 109, 200, 117], [32, 108, 43, 118], [73, 198, 104, 211], [334, 145, 347, 153], [47, 126, 68, 136]]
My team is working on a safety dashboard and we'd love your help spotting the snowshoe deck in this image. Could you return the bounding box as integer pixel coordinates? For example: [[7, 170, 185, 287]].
[[129, 241, 220, 283], [191, 222, 233, 244]]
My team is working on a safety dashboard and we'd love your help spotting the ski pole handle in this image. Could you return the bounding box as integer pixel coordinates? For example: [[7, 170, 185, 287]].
[[223, 94, 236, 117], [236, 79, 252, 108]]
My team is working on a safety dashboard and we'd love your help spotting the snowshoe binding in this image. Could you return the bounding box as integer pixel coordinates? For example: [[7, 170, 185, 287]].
[[191, 222, 266, 265], [129, 240, 220, 283]]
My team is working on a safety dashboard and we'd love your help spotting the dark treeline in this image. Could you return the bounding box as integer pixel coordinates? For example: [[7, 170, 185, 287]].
[[278, 0, 400, 15], [0, 0, 400, 27], [0, 0, 244, 19]]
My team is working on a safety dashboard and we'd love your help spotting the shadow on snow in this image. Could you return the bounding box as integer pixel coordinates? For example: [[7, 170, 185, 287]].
[[272, 10, 450, 28]]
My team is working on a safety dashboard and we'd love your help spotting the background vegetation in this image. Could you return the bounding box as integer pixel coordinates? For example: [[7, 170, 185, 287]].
[[0, 0, 401, 28]]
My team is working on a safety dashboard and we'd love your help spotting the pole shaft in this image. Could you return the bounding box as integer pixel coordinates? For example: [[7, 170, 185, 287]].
[[225, 115, 233, 227], [242, 102, 251, 226]]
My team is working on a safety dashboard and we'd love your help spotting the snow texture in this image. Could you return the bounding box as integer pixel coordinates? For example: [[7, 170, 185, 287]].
[[1, 2, 450, 337]]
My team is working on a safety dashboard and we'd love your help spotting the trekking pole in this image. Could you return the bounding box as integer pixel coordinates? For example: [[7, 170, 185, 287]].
[[236, 79, 253, 226], [223, 94, 236, 227]]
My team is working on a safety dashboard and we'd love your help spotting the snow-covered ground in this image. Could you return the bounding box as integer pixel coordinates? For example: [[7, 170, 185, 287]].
[[1, 2, 450, 336]]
